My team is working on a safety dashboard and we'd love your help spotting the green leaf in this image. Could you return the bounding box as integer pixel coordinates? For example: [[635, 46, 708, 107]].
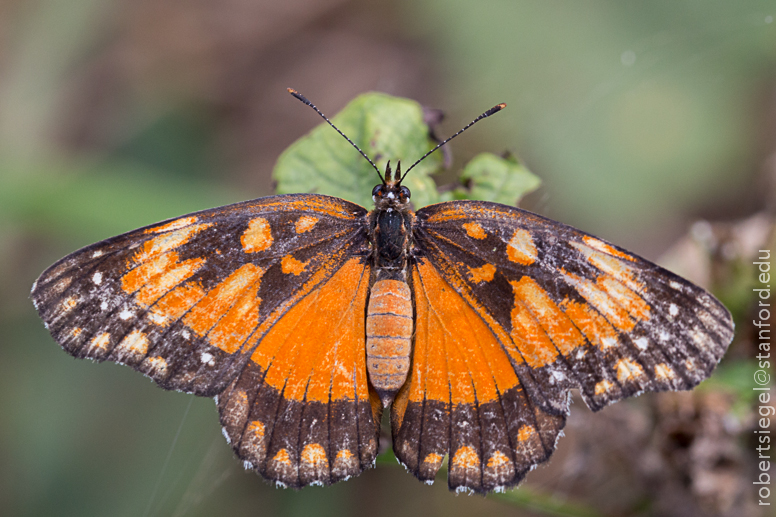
[[274, 92, 442, 209], [454, 152, 541, 206]]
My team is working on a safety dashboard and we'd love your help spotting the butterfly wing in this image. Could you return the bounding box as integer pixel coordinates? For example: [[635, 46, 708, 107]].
[[392, 200, 733, 492], [31, 193, 382, 487]]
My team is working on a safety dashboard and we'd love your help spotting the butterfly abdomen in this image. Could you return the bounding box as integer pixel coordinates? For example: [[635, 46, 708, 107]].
[[366, 279, 413, 407]]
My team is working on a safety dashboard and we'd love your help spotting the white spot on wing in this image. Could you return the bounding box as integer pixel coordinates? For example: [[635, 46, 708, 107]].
[[100, 301, 108, 311], [634, 337, 649, 350], [92, 250, 104, 258], [601, 336, 618, 349], [148, 312, 167, 326], [119, 309, 133, 320], [201, 352, 215, 366], [92, 272, 103, 285], [669, 304, 679, 317]]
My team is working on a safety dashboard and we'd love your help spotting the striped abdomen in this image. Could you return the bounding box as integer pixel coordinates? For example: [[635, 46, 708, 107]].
[[366, 279, 413, 407]]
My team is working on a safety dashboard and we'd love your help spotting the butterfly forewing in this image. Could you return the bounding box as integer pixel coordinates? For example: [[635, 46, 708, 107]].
[[32, 194, 385, 487], [31, 194, 371, 394], [413, 201, 732, 407]]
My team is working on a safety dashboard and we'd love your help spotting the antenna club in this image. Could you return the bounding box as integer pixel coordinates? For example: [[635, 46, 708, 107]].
[[483, 103, 507, 117], [401, 100, 506, 179], [287, 88, 313, 107]]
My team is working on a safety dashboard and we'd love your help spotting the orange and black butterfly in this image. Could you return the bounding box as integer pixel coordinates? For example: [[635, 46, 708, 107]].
[[31, 89, 734, 493]]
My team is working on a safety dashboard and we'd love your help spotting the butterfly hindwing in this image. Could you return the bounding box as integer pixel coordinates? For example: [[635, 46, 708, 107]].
[[390, 200, 733, 492], [217, 256, 382, 487], [391, 259, 566, 492]]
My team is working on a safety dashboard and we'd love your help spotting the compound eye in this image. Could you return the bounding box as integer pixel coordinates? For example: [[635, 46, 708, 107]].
[[372, 185, 383, 198], [399, 186, 411, 201]]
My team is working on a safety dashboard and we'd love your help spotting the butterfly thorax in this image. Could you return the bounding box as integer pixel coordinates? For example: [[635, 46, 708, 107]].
[[365, 163, 415, 407]]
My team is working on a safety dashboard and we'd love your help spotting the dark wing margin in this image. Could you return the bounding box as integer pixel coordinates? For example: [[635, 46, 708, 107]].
[[31, 194, 382, 487], [394, 200, 733, 493]]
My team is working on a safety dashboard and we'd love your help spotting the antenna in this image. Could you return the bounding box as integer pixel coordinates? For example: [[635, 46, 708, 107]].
[[401, 102, 506, 182], [287, 88, 384, 183]]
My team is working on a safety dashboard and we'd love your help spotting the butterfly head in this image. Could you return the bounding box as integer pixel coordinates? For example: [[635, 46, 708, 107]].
[[372, 160, 411, 210]]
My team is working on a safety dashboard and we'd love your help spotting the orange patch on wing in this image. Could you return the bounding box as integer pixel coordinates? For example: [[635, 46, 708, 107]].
[[582, 235, 636, 261], [615, 358, 645, 383], [301, 444, 328, 466], [150, 283, 206, 325], [146, 216, 198, 234], [462, 222, 487, 239], [295, 215, 319, 233], [571, 241, 644, 293], [451, 446, 480, 469], [468, 263, 496, 283], [411, 262, 519, 405], [246, 420, 265, 439], [391, 384, 410, 430], [241, 217, 273, 253], [594, 379, 613, 395], [424, 453, 444, 466], [561, 270, 638, 332], [425, 203, 534, 224], [506, 229, 537, 265], [509, 277, 585, 367], [241, 197, 358, 220], [272, 449, 292, 466], [281, 255, 308, 275], [122, 251, 207, 307], [183, 264, 264, 354], [560, 299, 619, 351], [251, 258, 370, 402], [117, 330, 149, 356], [487, 451, 510, 468], [71, 327, 83, 337], [516, 424, 534, 442], [335, 449, 353, 461], [132, 223, 212, 264], [89, 332, 111, 351], [596, 276, 651, 323]]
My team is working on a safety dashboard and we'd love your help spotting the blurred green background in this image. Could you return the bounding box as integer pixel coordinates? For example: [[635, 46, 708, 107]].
[[2, 1, 775, 516]]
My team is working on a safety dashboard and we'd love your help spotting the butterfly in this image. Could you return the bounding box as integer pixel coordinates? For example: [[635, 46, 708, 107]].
[[31, 89, 734, 494]]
